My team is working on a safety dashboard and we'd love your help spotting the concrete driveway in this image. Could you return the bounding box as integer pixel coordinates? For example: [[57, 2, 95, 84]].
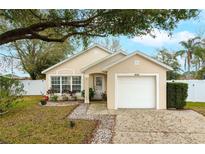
[[87, 103, 205, 143], [113, 109, 205, 144]]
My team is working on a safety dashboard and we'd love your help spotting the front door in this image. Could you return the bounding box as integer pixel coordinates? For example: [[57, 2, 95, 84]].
[[94, 75, 104, 99]]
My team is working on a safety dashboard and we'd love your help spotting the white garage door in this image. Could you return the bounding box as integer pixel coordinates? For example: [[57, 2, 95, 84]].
[[117, 76, 156, 108]]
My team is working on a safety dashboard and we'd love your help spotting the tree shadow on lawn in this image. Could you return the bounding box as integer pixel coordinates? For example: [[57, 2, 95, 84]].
[[0, 96, 97, 144]]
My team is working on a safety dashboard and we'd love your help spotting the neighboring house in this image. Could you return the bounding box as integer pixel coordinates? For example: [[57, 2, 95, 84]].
[[42, 44, 172, 109]]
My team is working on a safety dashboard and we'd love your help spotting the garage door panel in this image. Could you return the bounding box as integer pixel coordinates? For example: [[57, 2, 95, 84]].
[[117, 76, 156, 108]]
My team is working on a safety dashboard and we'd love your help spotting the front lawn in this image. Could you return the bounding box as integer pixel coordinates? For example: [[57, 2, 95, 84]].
[[185, 102, 205, 116], [0, 96, 97, 144]]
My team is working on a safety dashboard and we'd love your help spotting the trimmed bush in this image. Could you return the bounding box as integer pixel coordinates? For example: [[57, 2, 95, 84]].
[[167, 82, 188, 109]]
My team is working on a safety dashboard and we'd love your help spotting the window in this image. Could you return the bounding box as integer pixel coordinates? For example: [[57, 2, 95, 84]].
[[96, 77, 102, 87], [72, 76, 81, 92], [51, 76, 82, 93], [51, 76, 60, 93], [62, 76, 71, 92]]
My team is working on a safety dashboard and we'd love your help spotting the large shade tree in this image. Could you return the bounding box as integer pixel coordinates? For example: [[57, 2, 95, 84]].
[[0, 9, 199, 46], [9, 40, 74, 79]]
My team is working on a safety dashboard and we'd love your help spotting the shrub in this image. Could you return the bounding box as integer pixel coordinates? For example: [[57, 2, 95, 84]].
[[167, 82, 188, 109], [46, 88, 55, 95], [61, 94, 68, 101], [81, 88, 95, 100], [69, 90, 76, 97], [0, 76, 24, 113], [40, 100, 47, 105], [62, 90, 77, 101], [50, 95, 58, 102]]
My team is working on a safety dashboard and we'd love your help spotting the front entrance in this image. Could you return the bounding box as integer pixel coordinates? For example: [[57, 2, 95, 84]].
[[94, 75, 105, 99]]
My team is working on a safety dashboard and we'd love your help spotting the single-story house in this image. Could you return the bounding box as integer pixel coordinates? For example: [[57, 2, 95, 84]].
[[42, 44, 172, 109]]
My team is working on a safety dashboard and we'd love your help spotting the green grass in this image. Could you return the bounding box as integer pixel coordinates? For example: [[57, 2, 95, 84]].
[[0, 96, 97, 144], [185, 101, 205, 116], [12, 96, 42, 109]]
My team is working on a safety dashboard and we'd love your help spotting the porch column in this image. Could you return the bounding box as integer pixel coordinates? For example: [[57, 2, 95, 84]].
[[84, 74, 90, 103]]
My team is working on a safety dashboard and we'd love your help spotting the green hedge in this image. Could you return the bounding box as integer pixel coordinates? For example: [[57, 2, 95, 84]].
[[167, 82, 188, 109]]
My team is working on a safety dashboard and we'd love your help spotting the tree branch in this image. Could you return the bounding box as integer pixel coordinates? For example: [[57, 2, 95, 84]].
[[0, 10, 108, 45], [0, 52, 19, 59]]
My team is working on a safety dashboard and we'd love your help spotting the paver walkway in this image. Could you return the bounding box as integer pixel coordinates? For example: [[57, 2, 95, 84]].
[[69, 104, 115, 144]]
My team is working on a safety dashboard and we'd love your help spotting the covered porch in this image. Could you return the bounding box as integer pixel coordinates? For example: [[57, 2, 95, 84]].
[[84, 73, 107, 104]]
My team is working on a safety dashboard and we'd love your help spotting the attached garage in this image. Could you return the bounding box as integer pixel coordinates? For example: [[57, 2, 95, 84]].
[[104, 52, 173, 110], [116, 74, 157, 109]]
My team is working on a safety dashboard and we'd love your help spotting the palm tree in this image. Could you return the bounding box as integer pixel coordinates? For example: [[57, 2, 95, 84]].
[[177, 37, 201, 73], [192, 46, 205, 71]]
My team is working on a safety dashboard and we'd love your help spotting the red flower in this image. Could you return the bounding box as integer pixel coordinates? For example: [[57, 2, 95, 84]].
[[43, 95, 49, 101]]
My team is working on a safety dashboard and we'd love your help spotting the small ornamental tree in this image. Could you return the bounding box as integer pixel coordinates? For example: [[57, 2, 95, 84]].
[[0, 76, 24, 113]]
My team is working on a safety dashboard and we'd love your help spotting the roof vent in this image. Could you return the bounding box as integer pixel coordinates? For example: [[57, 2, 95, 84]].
[[134, 60, 140, 65]]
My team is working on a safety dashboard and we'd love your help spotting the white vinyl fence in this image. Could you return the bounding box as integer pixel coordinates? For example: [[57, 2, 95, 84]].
[[20, 79, 205, 102], [168, 80, 205, 102], [20, 80, 46, 95]]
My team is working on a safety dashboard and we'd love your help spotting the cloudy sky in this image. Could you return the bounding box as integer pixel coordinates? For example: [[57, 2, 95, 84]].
[[120, 10, 205, 55], [1, 10, 205, 77]]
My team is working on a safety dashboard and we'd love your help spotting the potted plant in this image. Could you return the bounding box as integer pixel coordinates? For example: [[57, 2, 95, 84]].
[[40, 99, 47, 105], [101, 92, 107, 101], [89, 88, 95, 100], [81, 88, 95, 101]]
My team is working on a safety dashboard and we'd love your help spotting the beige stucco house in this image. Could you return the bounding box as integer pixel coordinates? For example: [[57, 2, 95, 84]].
[[42, 44, 172, 109]]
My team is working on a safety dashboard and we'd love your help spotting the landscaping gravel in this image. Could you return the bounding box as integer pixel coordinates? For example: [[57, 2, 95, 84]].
[[45, 101, 79, 106], [68, 104, 115, 144]]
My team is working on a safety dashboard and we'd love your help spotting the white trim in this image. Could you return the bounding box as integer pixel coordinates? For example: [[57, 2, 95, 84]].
[[115, 73, 160, 109], [103, 51, 173, 71], [48, 74, 83, 94], [84, 75, 90, 104], [42, 44, 113, 74], [57, 69, 75, 74], [81, 51, 127, 72]]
